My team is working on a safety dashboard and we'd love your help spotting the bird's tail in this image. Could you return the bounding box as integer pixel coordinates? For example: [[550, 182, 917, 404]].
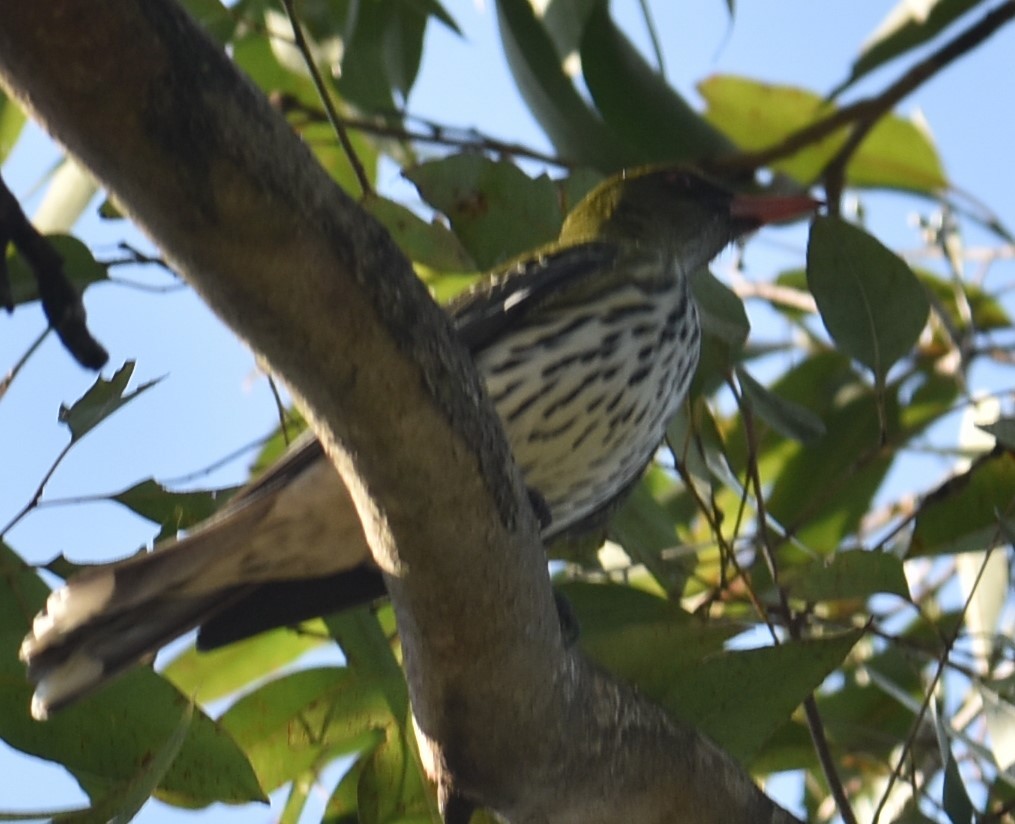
[[20, 496, 273, 720]]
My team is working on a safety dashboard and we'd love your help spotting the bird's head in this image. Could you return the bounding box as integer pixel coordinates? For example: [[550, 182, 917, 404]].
[[560, 167, 819, 271]]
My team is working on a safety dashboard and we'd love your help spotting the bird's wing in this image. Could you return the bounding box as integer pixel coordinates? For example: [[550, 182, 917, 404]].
[[450, 242, 618, 353]]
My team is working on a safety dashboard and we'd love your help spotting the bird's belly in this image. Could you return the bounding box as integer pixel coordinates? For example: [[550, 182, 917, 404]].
[[477, 291, 699, 535]]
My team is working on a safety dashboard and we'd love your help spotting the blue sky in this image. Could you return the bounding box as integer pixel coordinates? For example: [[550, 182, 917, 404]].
[[2, 1, 1013, 821]]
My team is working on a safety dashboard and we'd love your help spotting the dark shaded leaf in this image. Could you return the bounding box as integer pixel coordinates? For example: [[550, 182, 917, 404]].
[[579, 3, 731, 164], [0, 543, 264, 806], [737, 367, 826, 443], [406, 156, 564, 270], [58, 362, 160, 443], [177, 0, 236, 42], [830, 0, 987, 97], [5, 234, 108, 307], [495, 0, 626, 169], [807, 217, 929, 380], [663, 632, 861, 762], [909, 448, 1015, 557], [782, 549, 910, 602], [979, 418, 1015, 450]]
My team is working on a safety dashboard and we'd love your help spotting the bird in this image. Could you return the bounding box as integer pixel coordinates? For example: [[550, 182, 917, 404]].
[[21, 167, 817, 719]]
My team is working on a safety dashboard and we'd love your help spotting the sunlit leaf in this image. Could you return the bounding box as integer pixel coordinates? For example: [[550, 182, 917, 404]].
[[111, 479, 237, 538], [219, 667, 393, 792], [847, 113, 947, 192], [701, 76, 945, 191], [163, 625, 327, 703], [0, 92, 26, 161]]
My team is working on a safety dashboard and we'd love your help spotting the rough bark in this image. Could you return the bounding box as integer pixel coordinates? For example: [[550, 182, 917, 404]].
[[0, 3, 801, 821]]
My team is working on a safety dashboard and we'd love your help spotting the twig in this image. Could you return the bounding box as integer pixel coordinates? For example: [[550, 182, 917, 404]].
[[280, 0, 372, 197], [274, 94, 569, 168], [730, 373, 859, 824], [871, 531, 1006, 822], [709, 1, 1015, 187], [0, 327, 48, 401]]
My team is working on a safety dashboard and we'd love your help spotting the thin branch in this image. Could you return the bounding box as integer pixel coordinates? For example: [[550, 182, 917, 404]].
[[729, 372, 859, 824], [280, 0, 372, 197], [0, 440, 74, 538], [709, 1, 1015, 183], [0, 326, 48, 401], [636, 0, 665, 74], [872, 533, 1006, 823], [274, 94, 569, 168]]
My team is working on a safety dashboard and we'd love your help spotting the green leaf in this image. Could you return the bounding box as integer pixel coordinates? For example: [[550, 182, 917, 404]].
[[163, 624, 327, 703], [979, 418, 1015, 450], [356, 718, 431, 824], [737, 367, 826, 443], [608, 469, 694, 595], [700, 75, 843, 184], [942, 747, 974, 824], [909, 449, 1015, 557], [807, 217, 929, 380], [846, 113, 947, 192], [691, 268, 750, 394], [6, 234, 108, 306], [325, 610, 409, 723], [782, 549, 910, 603], [667, 632, 861, 762], [219, 667, 394, 792], [177, 0, 236, 43], [405, 156, 564, 270], [700, 76, 945, 191], [363, 194, 476, 273], [566, 583, 741, 698], [103, 703, 193, 824], [0, 543, 264, 807], [579, 3, 731, 164], [765, 385, 898, 556], [112, 479, 238, 538], [831, 0, 987, 97], [0, 92, 26, 161], [578, 596, 862, 764], [58, 362, 160, 443], [921, 268, 1011, 334], [495, 0, 626, 169]]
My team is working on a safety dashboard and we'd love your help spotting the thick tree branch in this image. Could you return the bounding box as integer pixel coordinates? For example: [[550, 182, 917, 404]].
[[0, 3, 800, 821]]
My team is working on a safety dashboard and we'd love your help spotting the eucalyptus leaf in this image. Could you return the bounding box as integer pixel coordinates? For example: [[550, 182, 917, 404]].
[[737, 367, 826, 443], [807, 217, 929, 380]]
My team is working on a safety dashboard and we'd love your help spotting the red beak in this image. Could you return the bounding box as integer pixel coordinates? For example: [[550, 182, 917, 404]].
[[729, 192, 822, 226]]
